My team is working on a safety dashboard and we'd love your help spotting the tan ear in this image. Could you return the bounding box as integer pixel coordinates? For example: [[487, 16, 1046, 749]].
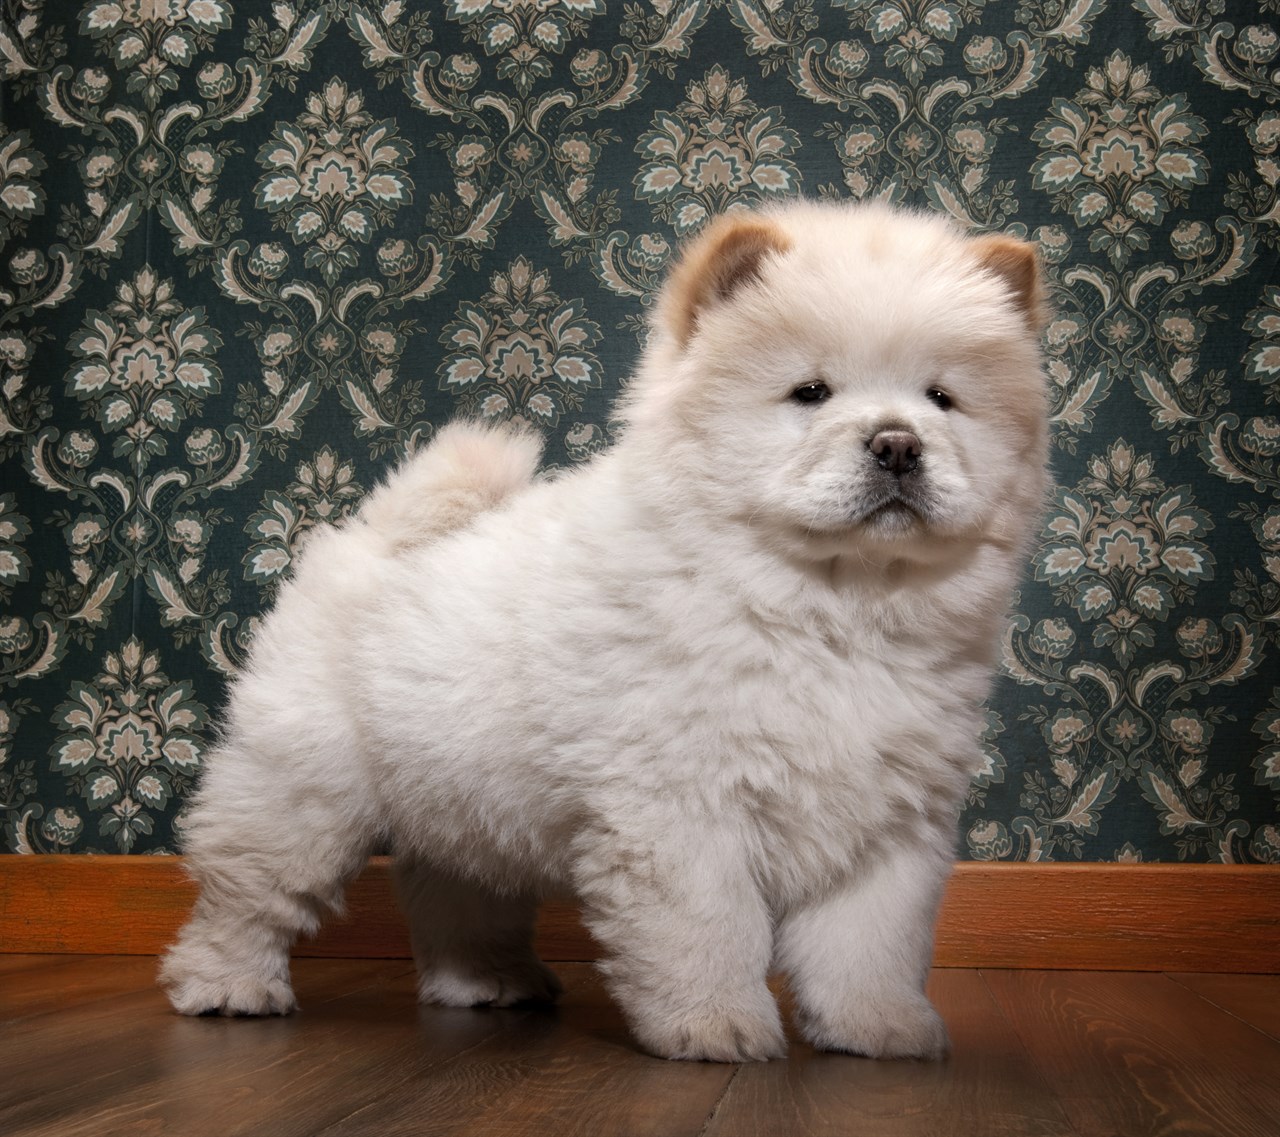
[[663, 213, 792, 347], [971, 234, 1045, 332]]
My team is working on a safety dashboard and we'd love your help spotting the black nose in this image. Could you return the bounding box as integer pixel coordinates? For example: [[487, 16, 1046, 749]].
[[869, 430, 920, 475]]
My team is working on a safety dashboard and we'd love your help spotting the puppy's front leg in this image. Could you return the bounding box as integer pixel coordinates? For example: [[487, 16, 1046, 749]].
[[776, 836, 952, 1059], [573, 818, 783, 1062]]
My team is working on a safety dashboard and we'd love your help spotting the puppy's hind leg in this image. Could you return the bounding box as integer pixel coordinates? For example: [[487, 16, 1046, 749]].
[[160, 739, 378, 1017], [394, 857, 562, 1008]]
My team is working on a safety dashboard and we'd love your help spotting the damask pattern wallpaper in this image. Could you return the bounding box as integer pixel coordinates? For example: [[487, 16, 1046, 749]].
[[1, 1, 1277, 862]]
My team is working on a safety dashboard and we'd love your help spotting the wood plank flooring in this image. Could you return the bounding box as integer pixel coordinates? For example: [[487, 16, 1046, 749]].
[[2, 956, 1277, 1136]]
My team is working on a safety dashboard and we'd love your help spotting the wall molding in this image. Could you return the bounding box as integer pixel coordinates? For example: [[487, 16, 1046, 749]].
[[1, 856, 1276, 972]]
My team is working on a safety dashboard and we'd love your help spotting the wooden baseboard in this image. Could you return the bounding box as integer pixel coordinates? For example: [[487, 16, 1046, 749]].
[[1, 856, 1276, 972]]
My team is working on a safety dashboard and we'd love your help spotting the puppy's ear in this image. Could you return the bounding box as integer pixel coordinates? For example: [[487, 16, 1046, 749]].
[[971, 234, 1045, 332], [664, 213, 791, 348]]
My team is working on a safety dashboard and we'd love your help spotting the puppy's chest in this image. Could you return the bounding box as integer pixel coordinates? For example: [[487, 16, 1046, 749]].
[[720, 642, 979, 887], [734, 632, 975, 759]]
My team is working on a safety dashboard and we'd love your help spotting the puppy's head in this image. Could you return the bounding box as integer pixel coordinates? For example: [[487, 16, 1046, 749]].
[[625, 201, 1050, 569]]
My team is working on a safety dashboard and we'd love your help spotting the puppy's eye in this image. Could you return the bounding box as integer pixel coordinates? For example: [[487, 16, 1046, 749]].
[[791, 382, 832, 405], [926, 387, 953, 410]]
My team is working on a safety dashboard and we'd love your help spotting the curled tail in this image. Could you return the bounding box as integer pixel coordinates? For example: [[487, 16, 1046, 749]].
[[359, 421, 542, 551]]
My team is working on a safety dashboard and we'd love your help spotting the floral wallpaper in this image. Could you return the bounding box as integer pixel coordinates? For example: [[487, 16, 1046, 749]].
[[1, 0, 1277, 863]]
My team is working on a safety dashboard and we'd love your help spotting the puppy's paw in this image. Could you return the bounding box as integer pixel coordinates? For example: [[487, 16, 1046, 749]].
[[635, 1004, 787, 1063], [417, 957, 563, 1008], [164, 973, 297, 1017], [160, 944, 296, 1017], [801, 993, 948, 1060]]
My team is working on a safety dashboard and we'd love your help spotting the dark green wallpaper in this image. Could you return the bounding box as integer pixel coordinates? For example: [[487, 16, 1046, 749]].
[[1, 0, 1277, 861]]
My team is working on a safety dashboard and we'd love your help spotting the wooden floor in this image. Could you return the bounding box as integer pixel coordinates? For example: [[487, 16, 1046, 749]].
[[2, 956, 1278, 1136]]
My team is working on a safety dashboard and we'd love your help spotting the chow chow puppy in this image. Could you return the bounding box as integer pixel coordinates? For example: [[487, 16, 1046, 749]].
[[161, 201, 1049, 1062]]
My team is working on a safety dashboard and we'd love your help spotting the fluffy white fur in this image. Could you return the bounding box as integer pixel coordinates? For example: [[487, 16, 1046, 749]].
[[160, 201, 1049, 1063]]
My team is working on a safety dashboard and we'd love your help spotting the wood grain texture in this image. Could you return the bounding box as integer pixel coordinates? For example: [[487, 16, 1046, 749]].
[[702, 970, 1076, 1137], [932, 863, 1280, 972], [0, 960, 421, 1137], [1, 954, 161, 1022], [1167, 972, 1280, 1042], [315, 968, 736, 1137], [981, 970, 1280, 1137], [5, 959, 1280, 1137], [0, 959, 416, 1125], [0, 953, 66, 974], [2, 856, 1278, 971]]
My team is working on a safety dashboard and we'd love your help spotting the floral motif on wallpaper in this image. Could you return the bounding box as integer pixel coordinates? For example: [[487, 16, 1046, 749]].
[[0, 0, 1276, 860]]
